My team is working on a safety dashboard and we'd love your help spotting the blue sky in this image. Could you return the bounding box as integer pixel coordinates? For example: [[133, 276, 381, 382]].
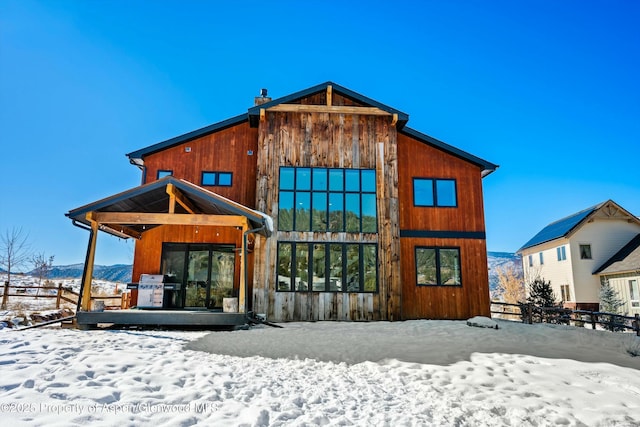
[[1, 0, 638, 266]]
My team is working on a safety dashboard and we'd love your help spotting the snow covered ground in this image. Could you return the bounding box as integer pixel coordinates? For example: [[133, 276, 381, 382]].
[[1, 319, 639, 426], [0, 274, 120, 327]]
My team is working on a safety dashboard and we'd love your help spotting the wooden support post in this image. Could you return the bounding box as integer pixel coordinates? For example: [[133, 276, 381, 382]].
[[167, 184, 176, 214], [239, 222, 249, 314], [56, 283, 62, 309], [260, 108, 265, 122], [166, 183, 196, 214], [80, 214, 99, 312], [327, 85, 332, 106], [634, 313, 640, 336]]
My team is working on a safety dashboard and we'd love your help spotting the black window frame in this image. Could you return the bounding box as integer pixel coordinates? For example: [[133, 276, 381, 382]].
[[412, 178, 458, 207], [276, 241, 378, 293], [415, 246, 462, 287], [201, 171, 233, 187], [157, 170, 173, 179], [278, 167, 377, 233], [579, 244, 592, 260]]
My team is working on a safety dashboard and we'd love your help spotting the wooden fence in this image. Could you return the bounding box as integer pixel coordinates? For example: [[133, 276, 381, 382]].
[[491, 301, 640, 336], [1, 281, 131, 311]]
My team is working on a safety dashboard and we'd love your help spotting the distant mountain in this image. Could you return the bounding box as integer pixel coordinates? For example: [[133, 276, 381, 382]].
[[487, 251, 522, 291], [30, 264, 133, 283]]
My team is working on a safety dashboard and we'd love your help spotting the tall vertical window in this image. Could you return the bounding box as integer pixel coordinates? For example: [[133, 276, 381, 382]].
[[560, 284, 571, 302], [528, 255, 533, 267], [413, 178, 457, 207], [557, 246, 567, 261], [539, 252, 544, 265], [278, 167, 377, 233], [415, 247, 461, 286], [277, 242, 377, 293], [630, 280, 639, 308]]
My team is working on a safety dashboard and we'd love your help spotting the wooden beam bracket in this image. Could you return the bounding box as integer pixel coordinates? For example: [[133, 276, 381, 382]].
[[166, 184, 196, 214]]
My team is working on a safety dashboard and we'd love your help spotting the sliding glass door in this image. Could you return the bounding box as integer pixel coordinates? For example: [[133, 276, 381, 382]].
[[161, 243, 235, 309]]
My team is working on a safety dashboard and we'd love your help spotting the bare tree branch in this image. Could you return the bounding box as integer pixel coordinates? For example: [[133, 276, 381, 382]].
[[0, 227, 32, 306]]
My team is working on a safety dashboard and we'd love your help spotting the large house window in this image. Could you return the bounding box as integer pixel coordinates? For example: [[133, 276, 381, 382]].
[[557, 246, 567, 261], [277, 242, 377, 293], [413, 178, 457, 207], [630, 280, 639, 308], [278, 167, 377, 233], [579, 244, 592, 260], [528, 255, 533, 267], [560, 284, 571, 302], [415, 247, 461, 286], [202, 171, 232, 187], [539, 252, 544, 265]]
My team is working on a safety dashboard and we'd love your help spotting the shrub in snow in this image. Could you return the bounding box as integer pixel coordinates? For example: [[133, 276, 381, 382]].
[[624, 335, 640, 357], [467, 316, 499, 329]]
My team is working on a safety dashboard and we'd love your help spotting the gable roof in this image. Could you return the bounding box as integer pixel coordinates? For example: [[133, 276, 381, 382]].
[[518, 200, 640, 252], [126, 82, 495, 176], [246, 81, 409, 128], [66, 176, 272, 237], [594, 234, 640, 275], [400, 127, 497, 177]]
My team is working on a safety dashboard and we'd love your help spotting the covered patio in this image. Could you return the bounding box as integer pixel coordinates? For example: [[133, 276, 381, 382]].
[[66, 176, 272, 329]]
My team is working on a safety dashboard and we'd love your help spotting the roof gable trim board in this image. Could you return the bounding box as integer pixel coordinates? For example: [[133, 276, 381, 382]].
[[247, 81, 409, 127]]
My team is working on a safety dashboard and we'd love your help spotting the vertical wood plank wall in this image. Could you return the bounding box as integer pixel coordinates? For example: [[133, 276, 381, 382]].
[[142, 122, 258, 207], [253, 97, 401, 321], [397, 133, 491, 319]]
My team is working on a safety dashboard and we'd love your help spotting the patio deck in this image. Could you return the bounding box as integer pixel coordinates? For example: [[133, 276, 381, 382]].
[[76, 309, 247, 329]]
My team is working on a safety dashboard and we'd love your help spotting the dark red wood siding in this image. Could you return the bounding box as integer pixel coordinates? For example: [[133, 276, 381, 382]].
[[397, 132, 490, 319], [142, 122, 258, 207]]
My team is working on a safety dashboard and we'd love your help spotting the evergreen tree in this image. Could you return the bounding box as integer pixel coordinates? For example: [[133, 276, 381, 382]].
[[599, 280, 625, 331], [526, 278, 557, 307], [520, 278, 558, 323], [599, 280, 625, 314]]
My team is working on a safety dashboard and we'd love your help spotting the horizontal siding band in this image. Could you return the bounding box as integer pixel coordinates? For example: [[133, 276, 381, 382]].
[[399, 230, 486, 239]]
